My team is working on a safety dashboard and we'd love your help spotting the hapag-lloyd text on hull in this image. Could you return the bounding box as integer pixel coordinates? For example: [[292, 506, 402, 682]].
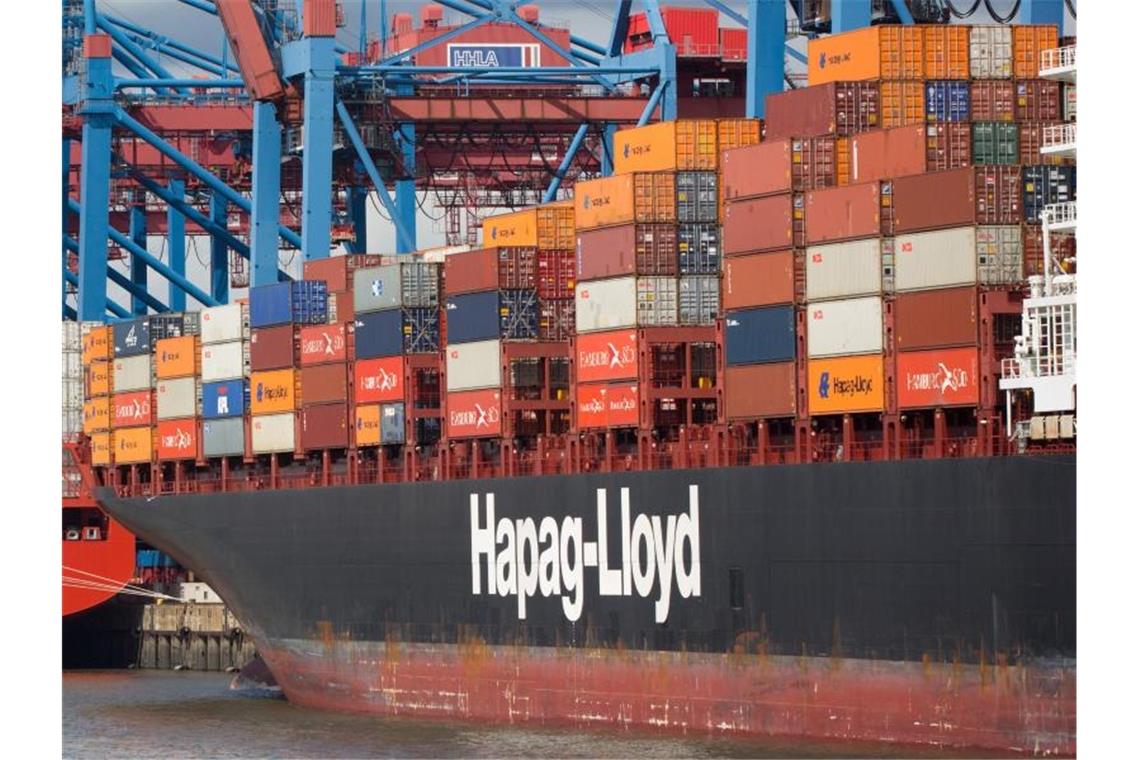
[[471, 485, 701, 623]]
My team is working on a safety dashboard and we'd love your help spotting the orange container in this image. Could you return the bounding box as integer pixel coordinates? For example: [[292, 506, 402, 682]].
[[250, 368, 299, 414], [86, 359, 111, 397], [83, 397, 111, 434], [897, 347, 979, 409], [716, 118, 762, 152], [155, 418, 199, 461], [574, 173, 675, 230], [82, 325, 111, 366], [90, 431, 111, 466], [574, 382, 639, 430], [880, 81, 925, 128], [482, 205, 575, 249], [354, 404, 381, 447], [613, 120, 718, 174], [807, 354, 885, 415], [807, 26, 924, 86], [922, 25, 969, 80], [112, 426, 152, 464], [1012, 25, 1058, 79], [155, 335, 199, 379]]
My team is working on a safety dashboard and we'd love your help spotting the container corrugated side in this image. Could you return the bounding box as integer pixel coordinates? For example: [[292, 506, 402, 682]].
[[969, 25, 1012, 79], [880, 81, 925, 128], [202, 417, 245, 457], [155, 418, 198, 461], [445, 339, 502, 392], [250, 368, 298, 414], [724, 306, 795, 366], [354, 263, 439, 313], [112, 426, 152, 464], [200, 340, 250, 382], [574, 382, 639, 430], [575, 277, 638, 333], [678, 276, 718, 325], [805, 183, 881, 245], [851, 126, 925, 184], [897, 347, 980, 408], [724, 362, 796, 419], [112, 355, 152, 393], [894, 227, 979, 292], [156, 377, 199, 421], [200, 303, 249, 345], [202, 379, 247, 419], [976, 225, 1024, 285], [446, 389, 503, 438], [635, 277, 679, 327], [807, 354, 885, 414], [806, 296, 883, 358], [112, 318, 151, 358], [300, 403, 349, 451], [723, 251, 794, 309], [299, 363, 348, 405], [83, 397, 111, 434], [894, 287, 979, 351], [1012, 24, 1057, 79], [251, 412, 296, 454], [354, 405, 381, 447], [923, 25, 969, 79], [805, 238, 883, 301]]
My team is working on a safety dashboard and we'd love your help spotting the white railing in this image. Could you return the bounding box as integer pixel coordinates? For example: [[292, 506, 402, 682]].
[[1042, 201, 1077, 228], [1043, 123, 1076, 149], [1002, 354, 1077, 381], [1040, 45, 1076, 73]]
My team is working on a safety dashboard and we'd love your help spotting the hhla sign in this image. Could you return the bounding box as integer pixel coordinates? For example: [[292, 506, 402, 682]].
[[470, 486, 701, 623]]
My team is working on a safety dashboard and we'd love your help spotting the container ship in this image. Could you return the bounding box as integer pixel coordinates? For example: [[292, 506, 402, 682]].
[[82, 21, 1075, 757]]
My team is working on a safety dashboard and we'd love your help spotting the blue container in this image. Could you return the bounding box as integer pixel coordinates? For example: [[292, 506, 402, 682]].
[[112, 317, 151, 358], [403, 308, 440, 353], [724, 305, 795, 366], [446, 290, 538, 343], [498, 290, 539, 340], [925, 81, 970, 123], [250, 281, 328, 328], [354, 309, 405, 359], [381, 402, 406, 445], [1023, 165, 1076, 223], [202, 379, 248, 419]]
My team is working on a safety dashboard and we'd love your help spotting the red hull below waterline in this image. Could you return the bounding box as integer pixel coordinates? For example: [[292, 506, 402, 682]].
[[259, 641, 1075, 756]]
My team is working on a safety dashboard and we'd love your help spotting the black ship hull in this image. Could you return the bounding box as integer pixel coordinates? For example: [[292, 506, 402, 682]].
[[99, 456, 1076, 753]]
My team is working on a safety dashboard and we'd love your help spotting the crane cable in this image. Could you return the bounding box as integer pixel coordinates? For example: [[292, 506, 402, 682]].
[[944, 0, 983, 19], [982, 0, 1022, 24], [1065, 0, 1076, 19]]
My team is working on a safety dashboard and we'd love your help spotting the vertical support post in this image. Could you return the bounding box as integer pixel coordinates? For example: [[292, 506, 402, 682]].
[[395, 121, 417, 253], [77, 34, 114, 322], [250, 101, 282, 287], [167, 178, 186, 311], [1020, 0, 1064, 29], [831, 0, 872, 33], [348, 187, 368, 253], [301, 36, 337, 260], [210, 193, 229, 303], [657, 42, 678, 121], [745, 0, 786, 119], [63, 137, 71, 314], [601, 123, 617, 177], [129, 202, 148, 315]]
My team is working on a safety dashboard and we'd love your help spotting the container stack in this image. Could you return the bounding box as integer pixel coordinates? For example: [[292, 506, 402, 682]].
[[200, 303, 251, 459], [303, 253, 386, 323], [109, 317, 156, 467], [154, 333, 201, 463], [63, 323, 83, 440], [81, 324, 113, 465]]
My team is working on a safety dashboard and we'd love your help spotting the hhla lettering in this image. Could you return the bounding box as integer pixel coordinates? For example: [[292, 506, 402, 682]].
[[470, 485, 701, 623]]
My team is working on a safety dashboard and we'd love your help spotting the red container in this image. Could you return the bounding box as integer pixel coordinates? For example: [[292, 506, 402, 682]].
[[576, 224, 677, 281], [722, 141, 792, 201], [496, 248, 537, 290], [300, 402, 349, 450], [765, 82, 880, 140], [575, 330, 639, 383], [851, 126, 926, 183], [302, 0, 337, 37], [299, 323, 348, 366], [1023, 225, 1076, 277], [574, 382, 639, 430], [722, 251, 795, 309], [330, 290, 354, 323], [303, 254, 386, 292], [805, 183, 881, 245], [300, 363, 348, 405], [1018, 122, 1069, 166], [970, 81, 1015, 122], [796, 137, 850, 191], [442, 248, 517, 295], [355, 357, 404, 404], [1015, 80, 1061, 122], [975, 166, 1022, 225], [536, 250, 575, 300], [925, 122, 971, 172], [893, 167, 1020, 233], [724, 194, 802, 255], [155, 418, 199, 461], [112, 390, 153, 428], [894, 287, 979, 351], [538, 300, 574, 342], [446, 389, 502, 438], [250, 325, 295, 371], [724, 363, 796, 419], [896, 347, 980, 409]]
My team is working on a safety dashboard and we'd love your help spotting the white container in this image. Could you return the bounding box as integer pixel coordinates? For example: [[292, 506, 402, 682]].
[[252, 412, 296, 454], [969, 26, 1012, 79], [895, 227, 978, 293], [446, 339, 502, 392], [807, 296, 883, 358], [636, 276, 679, 326], [576, 277, 638, 333], [63, 321, 81, 351], [805, 238, 883, 301], [678, 275, 719, 325], [976, 225, 1023, 286], [112, 355, 152, 392], [200, 303, 249, 345], [201, 340, 250, 382], [157, 377, 200, 421]]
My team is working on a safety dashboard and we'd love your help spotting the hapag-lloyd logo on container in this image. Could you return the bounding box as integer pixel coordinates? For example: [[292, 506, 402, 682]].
[[470, 486, 701, 623]]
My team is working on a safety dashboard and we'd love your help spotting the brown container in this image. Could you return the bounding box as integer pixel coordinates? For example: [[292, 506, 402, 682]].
[[1015, 80, 1061, 122], [795, 136, 851, 191], [1018, 122, 1069, 166], [894, 286, 979, 351], [496, 248, 538, 290], [300, 363, 348, 405], [805, 183, 881, 245], [925, 122, 971, 172], [576, 224, 677, 281], [851, 126, 925, 184], [880, 80, 925, 128], [722, 141, 792, 201], [724, 362, 796, 419], [303, 254, 386, 292], [894, 167, 998, 233], [722, 251, 794, 309], [300, 402, 349, 450], [329, 289, 354, 324], [538, 300, 574, 342], [250, 325, 295, 371], [444, 248, 498, 295], [970, 81, 1015, 122], [1023, 225, 1076, 277], [724, 194, 802, 255], [975, 166, 1022, 225], [765, 82, 880, 140]]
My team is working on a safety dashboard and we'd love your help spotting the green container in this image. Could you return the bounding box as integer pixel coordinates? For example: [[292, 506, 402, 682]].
[[972, 122, 1019, 165]]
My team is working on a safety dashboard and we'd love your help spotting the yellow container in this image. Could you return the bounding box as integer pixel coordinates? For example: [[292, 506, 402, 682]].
[[716, 118, 762, 153], [155, 335, 199, 379], [354, 404, 381, 447], [483, 205, 576, 250], [86, 360, 111, 397], [90, 431, 111, 467], [614, 120, 718, 174], [808, 25, 924, 86], [83, 397, 110, 434], [1012, 24, 1058, 79], [880, 81, 925, 128], [82, 325, 111, 366], [112, 426, 152, 465], [807, 354, 885, 415], [922, 24, 969, 80], [250, 368, 298, 414]]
